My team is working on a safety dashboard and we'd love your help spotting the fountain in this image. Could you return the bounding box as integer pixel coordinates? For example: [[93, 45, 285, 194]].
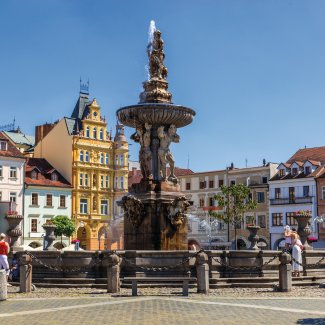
[[117, 21, 196, 250]]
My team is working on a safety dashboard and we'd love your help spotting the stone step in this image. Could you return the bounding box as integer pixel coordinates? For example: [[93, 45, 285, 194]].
[[210, 277, 277, 284], [210, 283, 276, 289], [39, 278, 97, 284], [32, 283, 107, 289], [292, 281, 322, 287]]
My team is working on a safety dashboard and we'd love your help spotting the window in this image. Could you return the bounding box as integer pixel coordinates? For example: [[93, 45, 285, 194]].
[[0, 166, 2, 177], [31, 219, 38, 233], [218, 179, 224, 187], [257, 192, 265, 203], [93, 127, 97, 139], [106, 175, 109, 188], [199, 181, 206, 189], [0, 192, 2, 201], [86, 127, 90, 138], [262, 177, 268, 184], [289, 187, 295, 202], [286, 212, 297, 226], [79, 173, 83, 186], [257, 215, 266, 228], [84, 174, 89, 186], [272, 213, 283, 226], [101, 200, 108, 215], [9, 192, 16, 203], [46, 194, 52, 207], [322, 186, 325, 200], [59, 195, 66, 208], [80, 199, 88, 214], [79, 151, 84, 161], [279, 169, 285, 177], [51, 173, 58, 181], [31, 193, 38, 206], [115, 155, 119, 166], [303, 186, 309, 197], [100, 153, 104, 164], [120, 155, 124, 166], [275, 188, 281, 199], [199, 198, 204, 207], [31, 170, 37, 179], [305, 166, 311, 175], [209, 197, 214, 206], [120, 177, 124, 189], [100, 175, 104, 188], [186, 182, 191, 190], [0, 141, 7, 151], [114, 177, 118, 188], [10, 167, 17, 178], [99, 129, 103, 140], [209, 180, 214, 188], [245, 215, 254, 226], [234, 220, 242, 229], [230, 180, 236, 186], [85, 151, 89, 162], [292, 168, 298, 176]]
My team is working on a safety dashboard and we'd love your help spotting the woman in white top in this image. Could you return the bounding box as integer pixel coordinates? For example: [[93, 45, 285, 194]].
[[291, 231, 303, 277]]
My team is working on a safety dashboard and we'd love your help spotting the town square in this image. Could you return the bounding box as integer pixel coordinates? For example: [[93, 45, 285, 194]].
[[0, 1, 325, 324]]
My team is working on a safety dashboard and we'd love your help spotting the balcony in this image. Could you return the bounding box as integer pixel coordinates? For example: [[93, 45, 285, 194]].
[[270, 196, 313, 205]]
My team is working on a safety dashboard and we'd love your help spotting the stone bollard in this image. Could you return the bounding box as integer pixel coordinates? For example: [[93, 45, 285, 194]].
[[195, 251, 209, 294], [278, 252, 292, 292], [104, 253, 121, 294], [0, 269, 7, 300], [19, 254, 33, 293]]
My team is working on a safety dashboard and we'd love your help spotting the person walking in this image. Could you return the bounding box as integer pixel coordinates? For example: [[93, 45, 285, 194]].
[[291, 231, 303, 277], [0, 233, 10, 285]]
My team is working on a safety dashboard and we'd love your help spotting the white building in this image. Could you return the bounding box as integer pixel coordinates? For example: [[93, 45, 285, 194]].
[[269, 150, 325, 249], [24, 158, 72, 248], [0, 132, 25, 234]]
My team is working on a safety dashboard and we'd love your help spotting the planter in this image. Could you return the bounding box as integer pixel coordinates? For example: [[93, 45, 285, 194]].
[[293, 214, 312, 250], [5, 214, 23, 248], [247, 226, 261, 250], [42, 224, 57, 251]]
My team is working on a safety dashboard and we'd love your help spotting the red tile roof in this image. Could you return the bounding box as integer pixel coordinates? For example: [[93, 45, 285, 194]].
[[287, 147, 325, 164], [0, 132, 25, 159], [128, 167, 194, 188], [25, 158, 71, 188]]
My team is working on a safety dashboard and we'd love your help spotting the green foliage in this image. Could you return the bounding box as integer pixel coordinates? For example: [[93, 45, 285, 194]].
[[51, 215, 76, 238], [210, 183, 257, 226]]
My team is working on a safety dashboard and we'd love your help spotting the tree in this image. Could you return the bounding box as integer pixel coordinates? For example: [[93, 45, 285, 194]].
[[210, 183, 257, 250], [51, 215, 76, 245]]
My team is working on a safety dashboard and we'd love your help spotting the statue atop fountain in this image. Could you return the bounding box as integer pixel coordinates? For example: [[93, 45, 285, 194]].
[[117, 21, 196, 250]]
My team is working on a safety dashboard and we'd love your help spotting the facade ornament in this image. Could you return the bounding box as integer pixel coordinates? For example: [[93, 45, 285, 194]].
[[131, 123, 153, 179], [121, 195, 145, 228], [167, 196, 190, 229], [157, 124, 179, 182]]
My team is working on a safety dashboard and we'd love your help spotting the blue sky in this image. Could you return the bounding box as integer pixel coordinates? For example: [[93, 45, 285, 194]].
[[1, 1, 325, 172]]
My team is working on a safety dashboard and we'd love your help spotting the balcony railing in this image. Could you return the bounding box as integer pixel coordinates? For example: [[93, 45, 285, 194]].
[[270, 196, 313, 205]]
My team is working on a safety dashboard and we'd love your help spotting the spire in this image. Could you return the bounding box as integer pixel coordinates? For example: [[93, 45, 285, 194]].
[[114, 122, 126, 142], [80, 78, 89, 95]]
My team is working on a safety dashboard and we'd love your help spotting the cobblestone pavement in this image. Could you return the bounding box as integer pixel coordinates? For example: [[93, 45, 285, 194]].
[[1, 287, 325, 324]]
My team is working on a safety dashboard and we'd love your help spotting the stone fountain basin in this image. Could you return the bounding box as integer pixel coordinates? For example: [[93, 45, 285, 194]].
[[116, 103, 196, 128]]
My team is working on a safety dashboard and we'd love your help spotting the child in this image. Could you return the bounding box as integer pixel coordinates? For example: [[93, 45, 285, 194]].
[[284, 225, 292, 250]]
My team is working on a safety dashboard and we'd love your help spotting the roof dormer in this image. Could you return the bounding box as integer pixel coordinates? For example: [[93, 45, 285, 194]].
[[290, 162, 303, 176], [303, 160, 321, 175], [277, 163, 290, 177]]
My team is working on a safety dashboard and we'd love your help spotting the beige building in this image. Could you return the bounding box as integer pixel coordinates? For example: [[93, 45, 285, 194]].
[[179, 162, 278, 249]]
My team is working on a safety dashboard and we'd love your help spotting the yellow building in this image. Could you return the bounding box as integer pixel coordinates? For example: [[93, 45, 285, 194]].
[[34, 87, 128, 250]]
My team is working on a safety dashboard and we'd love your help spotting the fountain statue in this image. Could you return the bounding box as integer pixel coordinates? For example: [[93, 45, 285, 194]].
[[117, 21, 196, 250]]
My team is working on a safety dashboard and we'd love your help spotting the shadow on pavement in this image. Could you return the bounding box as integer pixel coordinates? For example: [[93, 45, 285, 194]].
[[297, 318, 325, 324]]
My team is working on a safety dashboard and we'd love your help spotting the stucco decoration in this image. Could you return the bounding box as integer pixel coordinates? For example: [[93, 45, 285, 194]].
[[121, 195, 145, 228], [167, 196, 190, 229]]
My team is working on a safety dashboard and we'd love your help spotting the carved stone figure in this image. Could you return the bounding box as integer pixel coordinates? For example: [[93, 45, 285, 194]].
[[131, 123, 152, 179], [157, 124, 180, 181], [147, 30, 168, 80], [121, 195, 145, 228], [167, 196, 190, 229]]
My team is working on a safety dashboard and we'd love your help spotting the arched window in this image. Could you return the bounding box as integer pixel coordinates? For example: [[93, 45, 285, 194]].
[[120, 154, 124, 166], [93, 127, 97, 139], [31, 170, 37, 179], [51, 172, 58, 181], [80, 151, 84, 161], [120, 177, 124, 189], [86, 127, 90, 138], [100, 153, 104, 164], [105, 153, 109, 165], [85, 151, 89, 162], [99, 129, 103, 140]]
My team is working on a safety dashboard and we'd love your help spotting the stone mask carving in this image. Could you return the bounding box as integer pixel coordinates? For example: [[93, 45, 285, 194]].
[[121, 195, 145, 228], [167, 196, 190, 229]]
